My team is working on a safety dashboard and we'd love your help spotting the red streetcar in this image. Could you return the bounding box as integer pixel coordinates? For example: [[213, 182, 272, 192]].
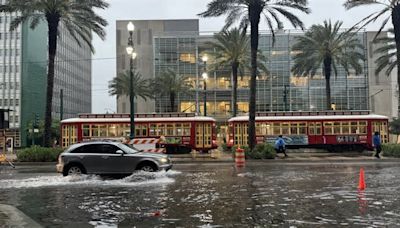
[[227, 111, 389, 152], [61, 113, 218, 153]]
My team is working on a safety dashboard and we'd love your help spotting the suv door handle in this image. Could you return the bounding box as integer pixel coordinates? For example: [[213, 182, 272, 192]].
[[101, 156, 109, 159]]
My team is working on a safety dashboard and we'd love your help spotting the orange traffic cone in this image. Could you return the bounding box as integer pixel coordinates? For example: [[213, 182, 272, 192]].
[[358, 168, 366, 190]]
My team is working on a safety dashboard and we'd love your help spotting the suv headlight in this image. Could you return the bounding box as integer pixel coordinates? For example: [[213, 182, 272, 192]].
[[159, 157, 168, 163]]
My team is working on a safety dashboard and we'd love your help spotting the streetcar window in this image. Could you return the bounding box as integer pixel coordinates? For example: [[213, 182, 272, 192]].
[[176, 124, 183, 136], [135, 124, 148, 137], [108, 124, 118, 137], [256, 123, 262, 135], [333, 122, 341, 134], [273, 123, 280, 135], [324, 122, 334, 135], [166, 124, 174, 135], [291, 123, 299, 135], [299, 123, 307, 134], [351, 122, 358, 134], [82, 125, 90, 137], [342, 122, 350, 134], [149, 124, 157, 136], [309, 123, 315, 135], [359, 121, 367, 134], [282, 123, 290, 135], [157, 124, 165, 136], [266, 124, 273, 135], [183, 123, 191, 136], [315, 123, 321, 135], [99, 125, 107, 137], [91, 125, 99, 137]]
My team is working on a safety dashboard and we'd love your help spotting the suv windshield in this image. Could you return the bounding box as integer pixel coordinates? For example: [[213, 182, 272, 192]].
[[117, 143, 139, 154]]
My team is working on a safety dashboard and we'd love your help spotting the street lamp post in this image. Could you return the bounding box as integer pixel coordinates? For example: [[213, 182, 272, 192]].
[[202, 55, 208, 116], [126, 22, 137, 140]]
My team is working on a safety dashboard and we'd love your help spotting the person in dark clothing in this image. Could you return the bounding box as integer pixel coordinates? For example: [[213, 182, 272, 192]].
[[373, 132, 382, 159], [274, 135, 288, 157]]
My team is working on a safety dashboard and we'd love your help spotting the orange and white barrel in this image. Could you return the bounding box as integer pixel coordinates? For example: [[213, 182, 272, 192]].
[[235, 147, 245, 167]]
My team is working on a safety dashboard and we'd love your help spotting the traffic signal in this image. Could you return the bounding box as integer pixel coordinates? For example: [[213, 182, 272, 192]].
[[34, 113, 39, 127]]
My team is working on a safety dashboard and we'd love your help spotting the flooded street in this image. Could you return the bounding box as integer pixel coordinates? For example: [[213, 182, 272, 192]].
[[0, 162, 399, 227]]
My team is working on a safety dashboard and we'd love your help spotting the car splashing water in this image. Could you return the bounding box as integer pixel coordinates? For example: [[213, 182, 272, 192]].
[[0, 170, 180, 189]]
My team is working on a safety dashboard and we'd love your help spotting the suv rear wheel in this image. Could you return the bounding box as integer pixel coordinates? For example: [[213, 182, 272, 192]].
[[64, 165, 85, 176]]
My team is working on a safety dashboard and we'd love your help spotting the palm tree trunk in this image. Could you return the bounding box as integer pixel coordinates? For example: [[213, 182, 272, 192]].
[[392, 6, 400, 92], [323, 57, 332, 110], [248, 4, 262, 150], [232, 62, 239, 117], [44, 16, 60, 147], [170, 92, 175, 112]]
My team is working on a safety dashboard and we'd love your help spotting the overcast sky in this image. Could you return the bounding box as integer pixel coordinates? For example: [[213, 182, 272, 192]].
[[91, 0, 387, 113]]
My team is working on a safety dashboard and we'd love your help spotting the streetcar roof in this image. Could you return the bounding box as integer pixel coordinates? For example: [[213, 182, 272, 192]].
[[61, 116, 216, 124], [228, 114, 389, 122]]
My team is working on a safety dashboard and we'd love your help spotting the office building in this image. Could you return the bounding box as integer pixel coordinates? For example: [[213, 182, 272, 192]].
[[0, 12, 91, 147], [115, 19, 398, 124]]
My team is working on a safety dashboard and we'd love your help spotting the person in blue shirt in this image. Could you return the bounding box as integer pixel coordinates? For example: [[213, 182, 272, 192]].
[[274, 135, 288, 157], [373, 132, 382, 159]]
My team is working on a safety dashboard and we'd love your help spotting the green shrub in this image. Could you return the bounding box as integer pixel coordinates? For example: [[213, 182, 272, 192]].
[[221, 143, 230, 152], [17, 146, 64, 162], [231, 143, 276, 159], [382, 144, 400, 158], [253, 143, 276, 159]]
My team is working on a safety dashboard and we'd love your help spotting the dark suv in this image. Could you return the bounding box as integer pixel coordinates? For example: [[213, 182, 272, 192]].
[[56, 141, 172, 176]]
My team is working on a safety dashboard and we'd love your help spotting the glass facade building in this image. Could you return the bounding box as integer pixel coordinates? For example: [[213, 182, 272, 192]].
[[0, 10, 92, 147], [153, 30, 369, 121]]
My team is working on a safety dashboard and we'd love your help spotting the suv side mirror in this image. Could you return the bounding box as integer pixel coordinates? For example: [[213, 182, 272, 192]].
[[116, 150, 124, 155]]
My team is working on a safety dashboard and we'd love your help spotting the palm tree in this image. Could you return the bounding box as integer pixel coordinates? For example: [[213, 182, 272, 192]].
[[152, 69, 192, 112], [109, 70, 154, 102], [374, 29, 397, 76], [344, 0, 400, 89], [199, 0, 310, 150], [1, 1, 108, 147], [291, 20, 365, 110], [205, 28, 268, 117]]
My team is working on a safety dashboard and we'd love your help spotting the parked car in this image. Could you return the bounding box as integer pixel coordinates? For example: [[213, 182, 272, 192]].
[[56, 141, 172, 176]]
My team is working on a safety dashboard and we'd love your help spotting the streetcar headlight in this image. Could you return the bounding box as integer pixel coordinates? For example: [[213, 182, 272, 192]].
[[159, 158, 168, 163]]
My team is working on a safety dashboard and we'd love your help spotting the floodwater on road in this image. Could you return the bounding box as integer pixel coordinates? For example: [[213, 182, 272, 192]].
[[0, 162, 399, 227]]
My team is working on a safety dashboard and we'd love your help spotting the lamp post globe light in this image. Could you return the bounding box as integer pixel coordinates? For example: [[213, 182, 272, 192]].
[[202, 55, 208, 116], [126, 21, 136, 140]]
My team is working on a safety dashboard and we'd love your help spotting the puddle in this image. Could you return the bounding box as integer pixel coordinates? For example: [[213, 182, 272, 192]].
[[0, 170, 180, 189]]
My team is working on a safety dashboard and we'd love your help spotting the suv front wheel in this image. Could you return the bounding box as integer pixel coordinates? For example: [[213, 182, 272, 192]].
[[137, 162, 158, 172]]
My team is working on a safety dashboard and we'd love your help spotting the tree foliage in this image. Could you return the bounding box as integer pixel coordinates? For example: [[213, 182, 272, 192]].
[[152, 69, 192, 112], [205, 28, 268, 117], [108, 69, 154, 101], [1, 0, 108, 147], [291, 20, 365, 110], [374, 29, 397, 76], [200, 0, 310, 150]]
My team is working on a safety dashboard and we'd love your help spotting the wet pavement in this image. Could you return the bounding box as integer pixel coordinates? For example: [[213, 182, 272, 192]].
[[0, 161, 399, 227]]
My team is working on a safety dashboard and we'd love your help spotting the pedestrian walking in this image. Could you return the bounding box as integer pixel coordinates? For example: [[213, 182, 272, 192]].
[[373, 132, 382, 159], [274, 135, 288, 157]]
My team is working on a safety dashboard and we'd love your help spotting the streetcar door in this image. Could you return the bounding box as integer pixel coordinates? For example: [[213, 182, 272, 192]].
[[234, 123, 248, 147], [372, 121, 388, 143], [309, 122, 323, 145], [195, 123, 212, 149]]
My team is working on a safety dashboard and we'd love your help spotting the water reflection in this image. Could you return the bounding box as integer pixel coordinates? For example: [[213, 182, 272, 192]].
[[0, 164, 399, 227]]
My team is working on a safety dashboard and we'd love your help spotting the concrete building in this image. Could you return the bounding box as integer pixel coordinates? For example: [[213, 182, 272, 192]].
[[115, 19, 199, 114], [0, 12, 91, 147], [115, 19, 398, 123]]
